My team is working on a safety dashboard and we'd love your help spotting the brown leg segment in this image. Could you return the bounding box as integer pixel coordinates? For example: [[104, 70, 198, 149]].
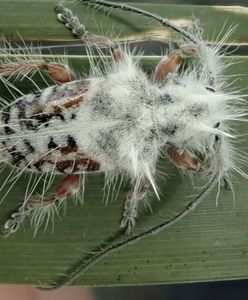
[[3, 152, 101, 237], [42, 62, 76, 83], [3, 174, 81, 237], [154, 46, 196, 82], [30, 174, 81, 205], [166, 146, 200, 172], [0, 61, 76, 84], [82, 32, 124, 61], [155, 50, 182, 81]]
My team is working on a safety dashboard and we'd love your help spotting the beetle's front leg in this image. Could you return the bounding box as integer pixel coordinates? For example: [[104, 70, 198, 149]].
[[54, 4, 124, 62], [154, 46, 196, 82], [3, 174, 81, 237], [121, 177, 150, 234]]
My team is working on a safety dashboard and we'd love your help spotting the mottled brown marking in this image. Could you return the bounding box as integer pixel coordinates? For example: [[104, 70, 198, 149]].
[[32, 105, 44, 114], [60, 146, 78, 155], [53, 95, 86, 113], [63, 96, 84, 109], [69, 84, 89, 97], [53, 105, 62, 114], [78, 158, 100, 171], [55, 160, 75, 172], [55, 157, 100, 173], [167, 147, 200, 171]]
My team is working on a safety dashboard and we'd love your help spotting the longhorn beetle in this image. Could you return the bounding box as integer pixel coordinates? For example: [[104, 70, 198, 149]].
[[0, 0, 246, 289]]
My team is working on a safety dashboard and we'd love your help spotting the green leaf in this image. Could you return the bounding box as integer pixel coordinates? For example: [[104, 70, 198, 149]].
[[0, 0, 247, 287], [0, 1, 247, 44]]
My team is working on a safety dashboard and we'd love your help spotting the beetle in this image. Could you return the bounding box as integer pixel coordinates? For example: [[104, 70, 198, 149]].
[[1, 0, 246, 238], [0, 0, 247, 288]]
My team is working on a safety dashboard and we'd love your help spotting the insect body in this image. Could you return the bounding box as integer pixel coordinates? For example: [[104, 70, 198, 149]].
[[1, 0, 246, 236], [0, 0, 247, 288]]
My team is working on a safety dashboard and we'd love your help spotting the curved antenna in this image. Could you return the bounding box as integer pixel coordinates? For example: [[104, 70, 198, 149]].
[[38, 175, 217, 291], [80, 0, 198, 44]]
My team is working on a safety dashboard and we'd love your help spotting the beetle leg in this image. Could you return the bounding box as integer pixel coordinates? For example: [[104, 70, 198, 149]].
[[81, 32, 123, 61], [166, 145, 200, 172], [0, 61, 76, 84], [154, 45, 196, 82], [3, 174, 81, 237], [54, 4, 124, 62], [121, 177, 150, 234]]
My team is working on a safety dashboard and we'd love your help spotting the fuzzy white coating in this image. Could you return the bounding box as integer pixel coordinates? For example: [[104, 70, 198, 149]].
[[0, 22, 246, 235]]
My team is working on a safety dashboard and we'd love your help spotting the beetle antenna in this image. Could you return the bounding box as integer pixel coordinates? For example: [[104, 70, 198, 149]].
[[37, 175, 217, 290], [80, 0, 198, 44]]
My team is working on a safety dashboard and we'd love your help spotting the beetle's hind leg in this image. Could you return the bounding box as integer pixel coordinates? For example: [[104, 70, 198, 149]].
[[3, 174, 82, 237], [54, 4, 123, 61]]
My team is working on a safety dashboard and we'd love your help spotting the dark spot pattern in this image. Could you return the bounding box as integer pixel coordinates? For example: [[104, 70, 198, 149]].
[[17, 101, 26, 121], [22, 111, 66, 131], [189, 104, 207, 118], [48, 137, 58, 149], [67, 135, 77, 148], [7, 146, 26, 166], [33, 90, 42, 96], [33, 160, 44, 171], [2, 106, 15, 135], [24, 139, 35, 153], [32, 112, 64, 126], [156, 93, 173, 104], [55, 158, 100, 173], [161, 124, 178, 136], [149, 128, 158, 139], [206, 86, 215, 93], [214, 122, 221, 142], [24, 120, 38, 131]]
